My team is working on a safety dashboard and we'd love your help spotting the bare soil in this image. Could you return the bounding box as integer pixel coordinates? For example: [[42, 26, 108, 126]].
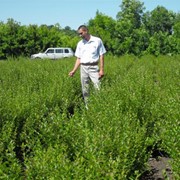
[[140, 150, 174, 180]]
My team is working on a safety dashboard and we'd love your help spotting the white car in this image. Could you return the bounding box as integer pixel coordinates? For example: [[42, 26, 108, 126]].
[[31, 47, 74, 59]]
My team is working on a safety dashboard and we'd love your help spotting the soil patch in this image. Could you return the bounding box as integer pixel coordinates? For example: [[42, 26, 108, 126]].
[[140, 150, 173, 180]]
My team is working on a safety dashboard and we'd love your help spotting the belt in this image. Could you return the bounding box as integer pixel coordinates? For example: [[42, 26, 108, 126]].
[[81, 62, 98, 66]]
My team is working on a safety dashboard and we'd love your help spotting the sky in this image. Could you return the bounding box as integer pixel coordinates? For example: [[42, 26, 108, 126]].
[[1, 0, 180, 30]]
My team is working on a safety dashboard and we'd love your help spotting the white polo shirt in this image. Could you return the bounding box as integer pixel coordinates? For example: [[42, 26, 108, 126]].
[[75, 35, 106, 64]]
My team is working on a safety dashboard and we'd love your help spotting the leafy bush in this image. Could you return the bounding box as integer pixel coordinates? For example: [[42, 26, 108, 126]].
[[0, 55, 179, 179]]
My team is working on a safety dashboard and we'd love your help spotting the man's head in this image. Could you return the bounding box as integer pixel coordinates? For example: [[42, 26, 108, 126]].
[[77, 25, 90, 40]]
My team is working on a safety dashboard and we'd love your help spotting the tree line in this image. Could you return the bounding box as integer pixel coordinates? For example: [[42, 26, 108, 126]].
[[0, 0, 180, 59]]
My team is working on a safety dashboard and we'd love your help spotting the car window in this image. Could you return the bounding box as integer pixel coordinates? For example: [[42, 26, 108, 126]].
[[47, 49, 54, 53], [64, 49, 69, 53], [56, 49, 63, 53]]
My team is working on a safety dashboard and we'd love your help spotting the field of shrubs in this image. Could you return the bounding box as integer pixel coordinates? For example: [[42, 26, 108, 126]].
[[0, 55, 179, 179]]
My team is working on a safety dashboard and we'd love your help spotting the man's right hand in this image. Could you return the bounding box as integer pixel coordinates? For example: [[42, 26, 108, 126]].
[[69, 71, 75, 77]]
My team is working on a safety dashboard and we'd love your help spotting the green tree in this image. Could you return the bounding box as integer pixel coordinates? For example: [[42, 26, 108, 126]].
[[63, 26, 76, 37], [0, 21, 7, 58], [173, 12, 180, 38], [114, 20, 133, 55], [146, 32, 172, 56], [174, 12, 180, 25], [171, 21, 180, 54], [1, 19, 21, 58], [117, 0, 145, 29], [130, 27, 149, 55], [88, 11, 116, 54], [143, 6, 175, 35], [114, 0, 145, 55]]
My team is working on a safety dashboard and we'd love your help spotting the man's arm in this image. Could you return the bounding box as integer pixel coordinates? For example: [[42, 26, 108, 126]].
[[69, 58, 81, 77], [99, 54, 104, 79]]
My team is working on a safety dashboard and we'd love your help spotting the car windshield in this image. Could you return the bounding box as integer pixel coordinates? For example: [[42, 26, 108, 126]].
[[46, 49, 54, 53]]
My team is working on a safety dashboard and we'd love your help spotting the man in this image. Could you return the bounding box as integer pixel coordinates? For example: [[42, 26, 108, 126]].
[[69, 25, 106, 108]]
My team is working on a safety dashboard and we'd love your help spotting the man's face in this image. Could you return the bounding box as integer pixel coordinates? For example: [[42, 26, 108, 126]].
[[78, 29, 87, 39]]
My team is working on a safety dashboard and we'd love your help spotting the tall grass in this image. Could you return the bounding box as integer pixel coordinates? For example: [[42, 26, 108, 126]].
[[0, 55, 179, 179]]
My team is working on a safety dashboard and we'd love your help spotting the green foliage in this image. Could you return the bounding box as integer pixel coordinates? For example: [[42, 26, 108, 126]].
[[0, 55, 179, 179], [0, 20, 78, 59], [145, 6, 175, 35], [0, 1, 180, 58], [88, 11, 116, 53], [117, 0, 145, 29]]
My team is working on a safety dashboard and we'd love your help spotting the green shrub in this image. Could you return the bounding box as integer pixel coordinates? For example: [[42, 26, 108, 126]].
[[0, 55, 179, 179]]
